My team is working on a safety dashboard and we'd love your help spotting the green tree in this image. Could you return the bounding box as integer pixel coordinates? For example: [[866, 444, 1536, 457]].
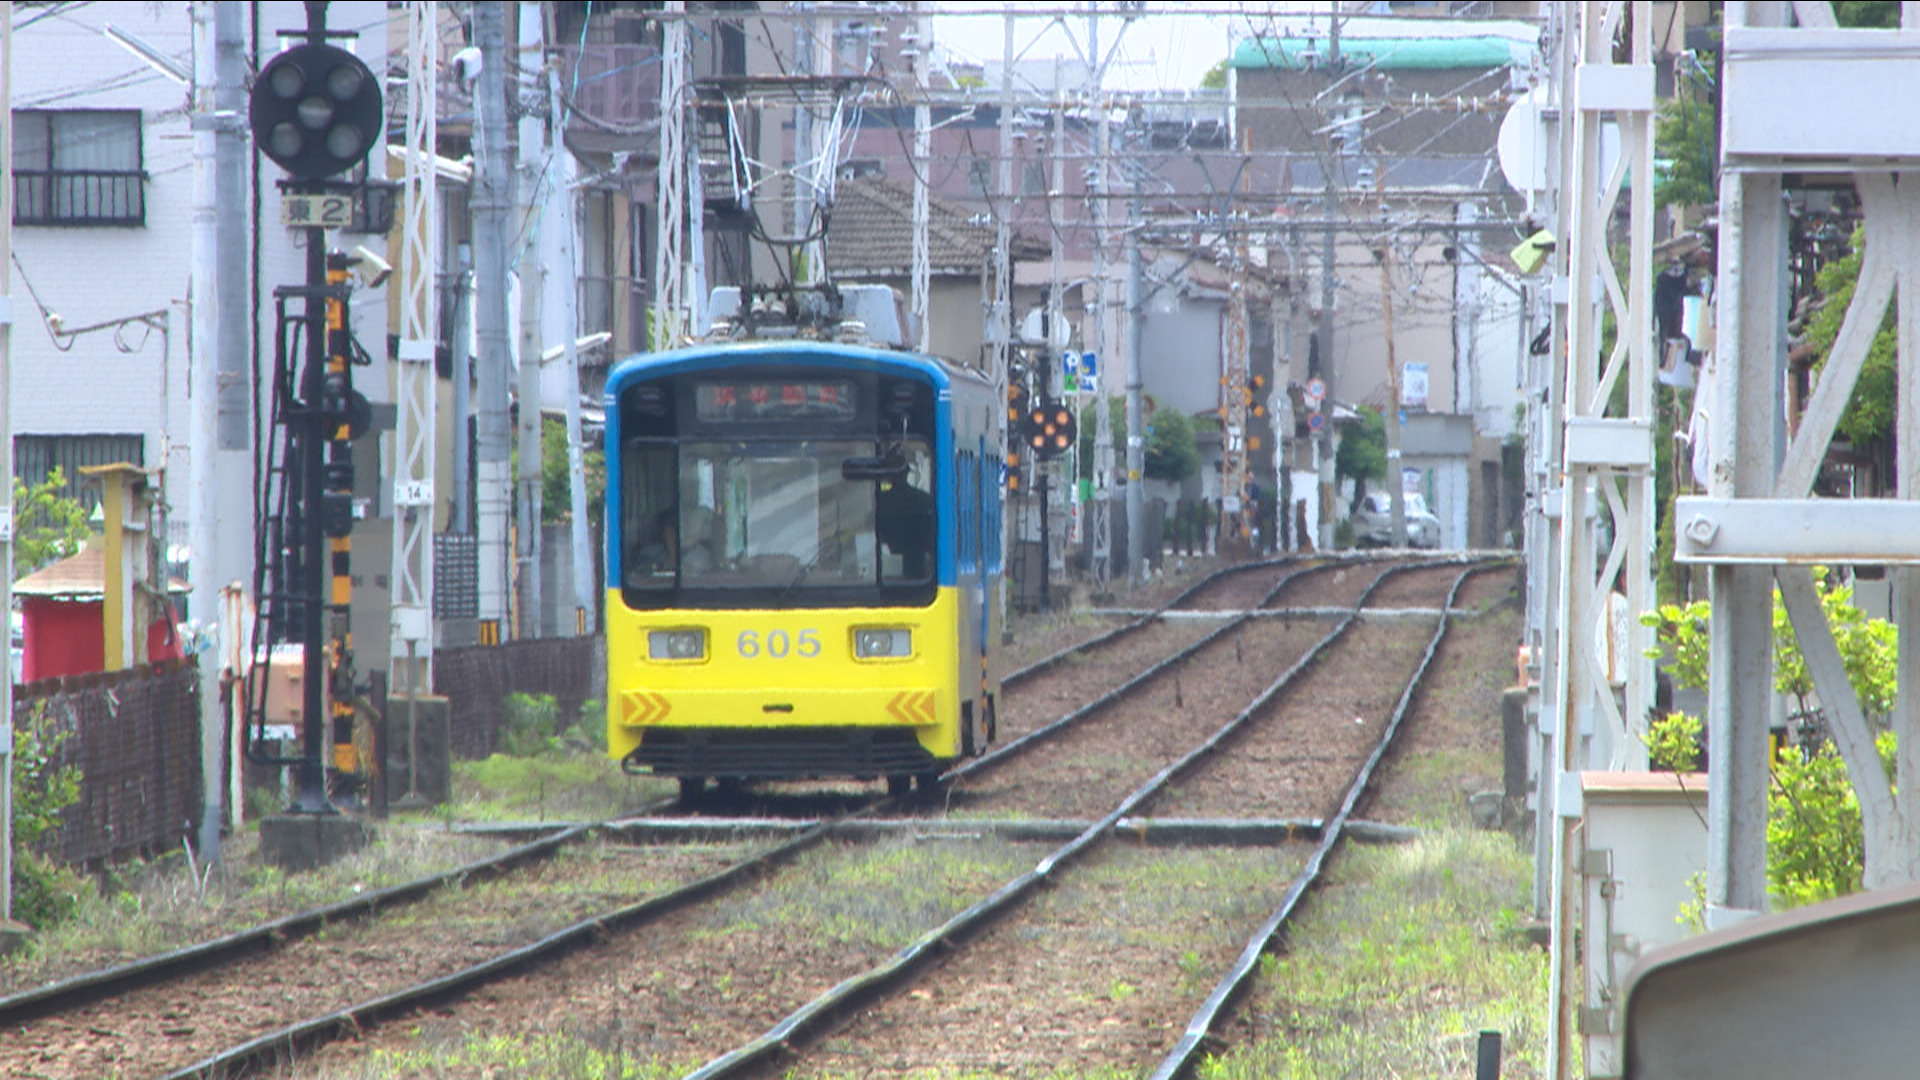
[[1653, 93, 1717, 211], [1334, 404, 1386, 500], [13, 467, 91, 580], [1803, 226, 1897, 452], [1641, 571, 1899, 908], [1836, 1, 1900, 28], [9, 707, 86, 927], [540, 415, 606, 531], [1199, 60, 1228, 90], [1075, 395, 1200, 484]]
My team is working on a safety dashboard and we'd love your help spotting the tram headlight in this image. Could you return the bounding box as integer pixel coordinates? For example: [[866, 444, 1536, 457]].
[[648, 629, 707, 661], [853, 627, 913, 659]]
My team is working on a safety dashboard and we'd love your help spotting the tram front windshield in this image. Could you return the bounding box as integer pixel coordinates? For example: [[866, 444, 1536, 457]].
[[622, 437, 935, 605]]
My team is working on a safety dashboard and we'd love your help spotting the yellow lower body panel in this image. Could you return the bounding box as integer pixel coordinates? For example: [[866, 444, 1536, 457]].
[[606, 591, 965, 777]]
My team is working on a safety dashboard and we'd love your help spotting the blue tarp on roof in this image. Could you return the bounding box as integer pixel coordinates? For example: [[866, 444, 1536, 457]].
[[1231, 35, 1524, 71]]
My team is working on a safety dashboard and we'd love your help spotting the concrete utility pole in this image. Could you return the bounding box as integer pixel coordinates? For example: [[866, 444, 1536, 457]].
[[1221, 237, 1250, 550], [1124, 174, 1145, 581], [184, 0, 251, 858], [473, 1, 513, 645], [1375, 231, 1407, 547], [1088, 9, 1113, 584], [1, 9, 17, 930], [910, 5, 931, 354], [793, 4, 815, 277], [190, 0, 247, 863], [514, 3, 544, 638], [994, 12, 1014, 381], [551, 67, 593, 634], [1315, 11, 1342, 550]]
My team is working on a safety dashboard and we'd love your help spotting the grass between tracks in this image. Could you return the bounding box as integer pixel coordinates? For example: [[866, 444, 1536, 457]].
[[2, 562, 1547, 1079]]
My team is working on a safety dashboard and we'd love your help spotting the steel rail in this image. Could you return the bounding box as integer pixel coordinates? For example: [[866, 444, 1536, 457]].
[[1000, 552, 1309, 685], [61, 553, 1457, 1077], [1150, 559, 1515, 1079], [139, 558, 1327, 1077], [158, 811, 855, 1080], [0, 822, 597, 1027], [678, 555, 1502, 1079]]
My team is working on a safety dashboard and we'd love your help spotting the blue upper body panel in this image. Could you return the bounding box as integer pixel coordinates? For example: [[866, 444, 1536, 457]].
[[605, 340, 994, 590]]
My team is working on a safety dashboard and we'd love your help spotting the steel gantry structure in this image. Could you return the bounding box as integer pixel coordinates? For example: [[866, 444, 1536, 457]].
[[390, 0, 439, 725], [1680, 3, 1920, 911], [1543, 2, 1659, 1076]]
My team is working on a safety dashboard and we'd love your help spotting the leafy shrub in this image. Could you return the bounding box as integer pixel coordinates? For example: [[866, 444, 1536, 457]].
[[10, 707, 86, 927], [1640, 570, 1900, 909], [1644, 711, 1702, 773], [497, 693, 563, 758]]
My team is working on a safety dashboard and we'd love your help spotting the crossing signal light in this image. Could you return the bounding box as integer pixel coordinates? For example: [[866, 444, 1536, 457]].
[[250, 42, 383, 182], [1027, 401, 1077, 459], [1007, 376, 1030, 426], [1007, 448, 1022, 492]]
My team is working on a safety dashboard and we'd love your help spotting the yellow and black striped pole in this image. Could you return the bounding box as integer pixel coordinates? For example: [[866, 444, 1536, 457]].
[[324, 252, 358, 779]]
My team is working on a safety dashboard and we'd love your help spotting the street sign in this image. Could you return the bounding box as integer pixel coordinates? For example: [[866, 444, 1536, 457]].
[[1081, 351, 1098, 394], [1061, 351, 1079, 393], [1304, 377, 1326, 407], [281, 192, 354, 228], [1307, 411, 1325, 433]]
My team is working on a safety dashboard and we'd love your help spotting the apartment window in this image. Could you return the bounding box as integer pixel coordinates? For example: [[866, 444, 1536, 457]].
[[13, 109, 146, 226]]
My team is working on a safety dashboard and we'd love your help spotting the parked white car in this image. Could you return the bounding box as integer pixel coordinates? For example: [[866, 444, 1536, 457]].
[[1352, 491, 1441, 550]]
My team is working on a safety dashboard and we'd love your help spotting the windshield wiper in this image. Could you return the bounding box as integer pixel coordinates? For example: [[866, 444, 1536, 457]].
[[776, 549, 823, 603]]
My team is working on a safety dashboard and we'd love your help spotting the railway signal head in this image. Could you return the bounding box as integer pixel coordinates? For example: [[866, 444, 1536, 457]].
[[250, 42, 383, 182], [1027, 401, 1077, 459]]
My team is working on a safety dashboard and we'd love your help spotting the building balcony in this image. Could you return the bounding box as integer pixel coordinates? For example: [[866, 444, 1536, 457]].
[[554, 44, 663, 162]]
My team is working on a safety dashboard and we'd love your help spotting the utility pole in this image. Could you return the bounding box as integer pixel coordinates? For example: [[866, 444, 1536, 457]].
[[472, 1, 513, 646], [1315, 11, 1342, 550], [1125, 173, 1145, 581], [190, 0, 242, 861], [995, 11, 1016, 606], [994, 10, 1013, 380], [1, 8, 17, 930], [551, 67, 593, 634], [213, 0, 249, 835], [793, 4, 816, 280], [1089, 9, 1113, 585], [514, 3, 544, 638], [1375, 228, 1407, 547], [1221, 236, 1250, 550], [910, 4, 931, 353]]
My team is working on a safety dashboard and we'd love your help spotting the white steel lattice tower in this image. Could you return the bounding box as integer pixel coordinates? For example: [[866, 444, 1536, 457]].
[[391, 0, 439, 694], [653, 3, 688, 351], [1546, 2, 1657, 1075]]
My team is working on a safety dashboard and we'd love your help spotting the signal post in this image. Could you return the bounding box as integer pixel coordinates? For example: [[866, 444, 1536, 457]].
[[249, 0, 383, 870]]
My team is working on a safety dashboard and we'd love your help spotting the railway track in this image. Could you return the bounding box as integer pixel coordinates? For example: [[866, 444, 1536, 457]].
[[0, 554, 1505, 1078], [680, 559, 1501, 1078]]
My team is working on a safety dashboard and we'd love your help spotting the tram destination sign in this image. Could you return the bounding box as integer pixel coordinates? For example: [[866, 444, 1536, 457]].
[[695, 379, 859, 423]]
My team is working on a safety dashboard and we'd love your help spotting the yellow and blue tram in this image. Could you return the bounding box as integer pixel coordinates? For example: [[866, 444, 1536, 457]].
[[604, 335, 1004, 795]]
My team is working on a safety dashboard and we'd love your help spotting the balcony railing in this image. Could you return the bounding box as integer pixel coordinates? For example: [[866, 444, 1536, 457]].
[[14, 169, 146, 226], [554, 44, 662, 155]]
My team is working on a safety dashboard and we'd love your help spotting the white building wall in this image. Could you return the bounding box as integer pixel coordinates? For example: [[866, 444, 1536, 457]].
[[11, 3, 198, 502], [11, 0, 390, 562]]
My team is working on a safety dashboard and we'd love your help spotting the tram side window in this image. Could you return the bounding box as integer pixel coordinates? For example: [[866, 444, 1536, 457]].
[[622, 440, 676, 586]]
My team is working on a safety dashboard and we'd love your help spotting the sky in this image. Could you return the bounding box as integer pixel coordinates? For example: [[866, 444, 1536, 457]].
[[929, 3, 1332, 95]]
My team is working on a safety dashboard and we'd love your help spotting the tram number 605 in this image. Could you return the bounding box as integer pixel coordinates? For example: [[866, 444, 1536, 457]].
[[737, 628, 821, 659]]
